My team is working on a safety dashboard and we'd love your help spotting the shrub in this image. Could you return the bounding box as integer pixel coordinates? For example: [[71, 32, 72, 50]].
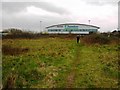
[[81, 34, 110, 45]]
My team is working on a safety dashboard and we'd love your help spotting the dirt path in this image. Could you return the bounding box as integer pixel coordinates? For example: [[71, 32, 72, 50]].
[[66, 44, 81, 88]]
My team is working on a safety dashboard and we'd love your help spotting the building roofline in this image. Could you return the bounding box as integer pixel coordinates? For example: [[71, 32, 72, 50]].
[[46, 23, 100, 29]]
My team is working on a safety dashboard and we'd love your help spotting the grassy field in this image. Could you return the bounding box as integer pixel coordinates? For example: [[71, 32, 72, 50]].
[[2, 37, 119, 88]]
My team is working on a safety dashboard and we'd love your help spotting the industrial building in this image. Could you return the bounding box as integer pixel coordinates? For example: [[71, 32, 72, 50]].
[[46, 23, 100, 34]]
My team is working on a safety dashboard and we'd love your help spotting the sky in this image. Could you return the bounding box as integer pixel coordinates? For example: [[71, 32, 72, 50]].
[[0, 0, 119, 32]]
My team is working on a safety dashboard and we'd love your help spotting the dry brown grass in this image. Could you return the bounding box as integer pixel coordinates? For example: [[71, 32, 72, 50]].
[[2, 45, 29, 56]]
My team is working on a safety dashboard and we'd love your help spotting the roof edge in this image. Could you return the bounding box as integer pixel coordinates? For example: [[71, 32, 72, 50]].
[[46, 23, 100, 29]]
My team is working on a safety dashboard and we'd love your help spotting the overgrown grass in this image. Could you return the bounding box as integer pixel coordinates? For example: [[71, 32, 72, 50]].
[[2, 37, 119, 88], [74, 45, 119, 88], [2, 38, 75, 88]]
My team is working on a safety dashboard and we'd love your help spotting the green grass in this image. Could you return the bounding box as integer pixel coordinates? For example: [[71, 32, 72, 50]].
[[2, 38, 119, 88], [74, 45, 119, 88]]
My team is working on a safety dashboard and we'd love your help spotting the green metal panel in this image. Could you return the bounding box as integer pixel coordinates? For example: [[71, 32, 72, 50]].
[[64, 25, 78, 31]]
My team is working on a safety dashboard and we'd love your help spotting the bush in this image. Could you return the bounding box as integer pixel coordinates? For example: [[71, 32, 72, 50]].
[[2, 28, 42, 39], [81, 34, 110, 45]]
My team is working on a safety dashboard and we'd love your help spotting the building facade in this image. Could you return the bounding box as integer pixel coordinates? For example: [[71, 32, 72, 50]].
[[46, 23, 100, 34]]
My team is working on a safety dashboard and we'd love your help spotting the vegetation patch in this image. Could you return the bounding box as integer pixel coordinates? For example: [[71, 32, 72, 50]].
[[80, 34, 110, 45], [2, 45, 29, 56], [2, 38, 119, 88]]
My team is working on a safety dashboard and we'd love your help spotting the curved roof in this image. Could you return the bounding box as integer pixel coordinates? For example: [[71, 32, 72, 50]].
[[46, 23, 100, 29]]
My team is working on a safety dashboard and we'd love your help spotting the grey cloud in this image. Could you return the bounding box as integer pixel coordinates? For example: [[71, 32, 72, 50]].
[[118, 1, 120, 29], [0, 3, 2, 30], [2, 2, 70, 15], [1, 1, 118, 32], [2, 12, 72, 32], [32, 2, 70, 15], [2, 2, 27, 13], [87, 2, 116, 6], [2, 2, 70, 32], [84, 0, 119, 6]]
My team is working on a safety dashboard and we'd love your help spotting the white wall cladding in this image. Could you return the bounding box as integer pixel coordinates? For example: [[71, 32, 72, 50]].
[[48, 31, 69, 34], [71, 32, 89, 34], [77, 25, 98, 29]]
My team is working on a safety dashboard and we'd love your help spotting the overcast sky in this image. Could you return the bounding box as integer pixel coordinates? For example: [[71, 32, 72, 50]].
[[1, 0, 119, 32]]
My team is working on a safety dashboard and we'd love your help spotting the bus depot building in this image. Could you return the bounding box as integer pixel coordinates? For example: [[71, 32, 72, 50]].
[[46, 23, 100, 35]]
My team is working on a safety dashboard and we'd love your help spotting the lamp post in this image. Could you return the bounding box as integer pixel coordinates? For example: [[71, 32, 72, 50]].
[[40, 21, 42, 31], [88, 20, 91, 25]]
